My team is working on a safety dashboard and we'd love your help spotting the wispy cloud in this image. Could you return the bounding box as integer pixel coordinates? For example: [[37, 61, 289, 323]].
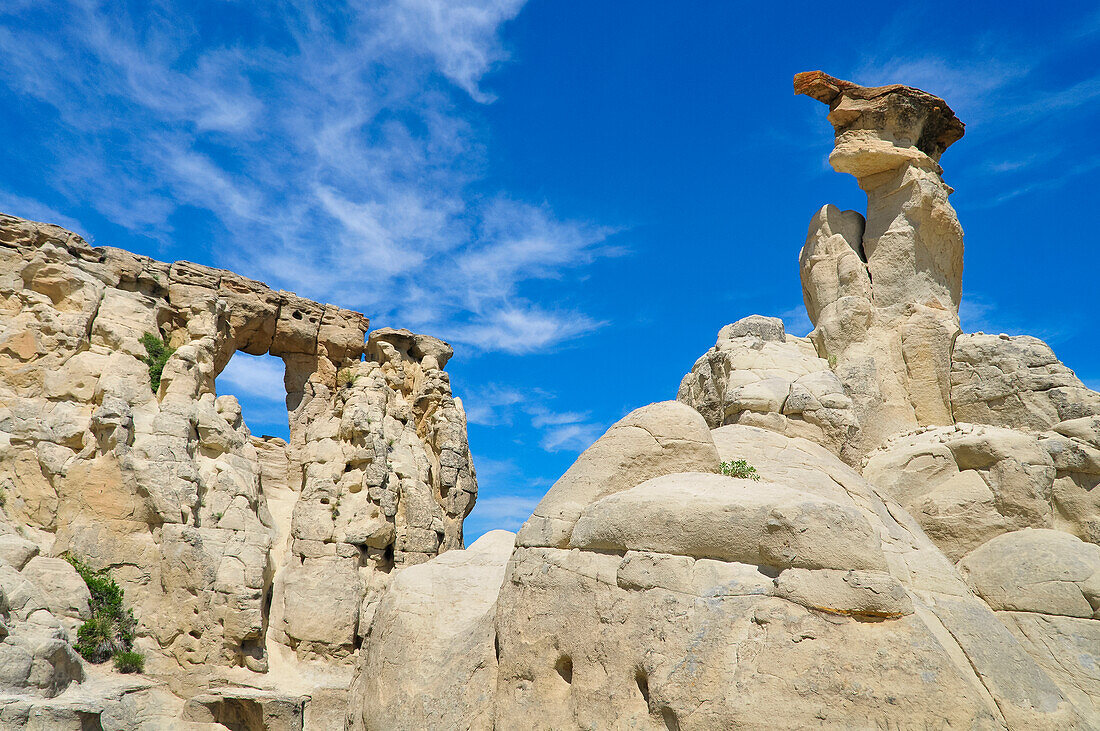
[[0, 190, 87, 239], [0, 0, 615, 354], [780, 304, 812, 337], [465, 383, 605, 452], [959, 293, 1078, 346]]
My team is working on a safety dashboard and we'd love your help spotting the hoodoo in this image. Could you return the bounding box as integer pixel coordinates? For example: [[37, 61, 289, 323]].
[[1, 72, 1099, 730]]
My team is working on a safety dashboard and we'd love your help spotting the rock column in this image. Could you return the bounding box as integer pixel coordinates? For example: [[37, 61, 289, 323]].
[[796, 70, 965, 457]]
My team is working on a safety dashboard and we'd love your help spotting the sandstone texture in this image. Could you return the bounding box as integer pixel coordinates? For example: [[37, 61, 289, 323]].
[[0, 212, 477, 727], [3, 69, 1100, 730], [347, 71, 1100, 730]]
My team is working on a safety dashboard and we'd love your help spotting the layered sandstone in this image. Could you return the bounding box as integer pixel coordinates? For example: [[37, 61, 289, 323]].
[[0, 213, 476, 726], [351, 72, 1100, 730]]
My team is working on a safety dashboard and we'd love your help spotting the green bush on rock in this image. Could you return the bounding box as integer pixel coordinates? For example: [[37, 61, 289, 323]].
[[113, 651, 145, 674], [64, 554, 143, 671], [720, 459, 761, 481], [139, 332, 175, 392]]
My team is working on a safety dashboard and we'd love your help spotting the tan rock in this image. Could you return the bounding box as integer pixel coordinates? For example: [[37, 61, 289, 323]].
[[957, 529, 1100, 618], [952, 333, 1100, 432], [796, 71, 965, 458], [678, 316, 861, 461], [517, 401, 720, 548], [863, 423, 1057, 561], [348, 530, 514, 731]]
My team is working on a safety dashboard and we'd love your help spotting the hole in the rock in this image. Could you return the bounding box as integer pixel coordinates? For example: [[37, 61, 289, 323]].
[[635, 668, 650, 704], [320, 497, 330, 505], [555, 655, 573, 684], [494, 634, 501, 662], [755, 565, 780, 579], [661, 707, 680, 731], [77, 711, 104, 731], [292, 310, 303, 320], [215, 351, 290, 442]]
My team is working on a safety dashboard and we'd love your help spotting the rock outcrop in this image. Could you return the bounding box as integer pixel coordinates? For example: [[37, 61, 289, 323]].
[[3, 69, 1099, 730], [348, 71, 1100, 730], [794, 70, 965, 459], [0, 212, 477, 726]]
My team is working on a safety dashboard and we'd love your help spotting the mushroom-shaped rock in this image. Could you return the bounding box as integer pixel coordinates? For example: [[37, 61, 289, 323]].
[[367, 327, 454, 369], [795, 70, 965, 458]]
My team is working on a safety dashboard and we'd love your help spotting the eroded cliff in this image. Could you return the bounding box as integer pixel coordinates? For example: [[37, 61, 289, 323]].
[[349, 72, 1100, 730], [0, 214, 477, 727]]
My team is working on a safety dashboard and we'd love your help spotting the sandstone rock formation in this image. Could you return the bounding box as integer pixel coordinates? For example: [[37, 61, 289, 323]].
[[0, 212, 477, 726], [3, 68, 1100, 730], [793, 70, 965, 459], [351, 418, 1095, 728], [348, 71, 1100, 730]]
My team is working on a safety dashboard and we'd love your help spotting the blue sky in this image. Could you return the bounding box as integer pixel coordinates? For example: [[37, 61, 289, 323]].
[[2, 1, 1098, 541]]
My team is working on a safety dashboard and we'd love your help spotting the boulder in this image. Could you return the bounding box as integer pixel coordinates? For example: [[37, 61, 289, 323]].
[[957, 529, 1100, 618], [678, 317, 860, 460], [348, 530, 515, 731], [516, 401, 720, 548]]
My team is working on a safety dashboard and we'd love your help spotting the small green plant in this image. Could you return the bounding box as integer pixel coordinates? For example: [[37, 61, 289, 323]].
[[113, 650, 145, 674], [336, 367, 360, 388], [64, 555, 141, 670], [139, 332, 175, 392], [213, 511, 223, 522], [720, 459, 760, 481], [827, 354, 837, 368]]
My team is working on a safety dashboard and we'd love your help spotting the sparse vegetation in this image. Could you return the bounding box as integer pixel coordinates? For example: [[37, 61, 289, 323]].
[[113, 650, 145, 674], [827, 354, 837, 368], [337, 367, 360, 388], [64, 554, 142, 671], [140, 332, 175, 392], [213, 511, 223, 522], [720, 459, 760, 481]]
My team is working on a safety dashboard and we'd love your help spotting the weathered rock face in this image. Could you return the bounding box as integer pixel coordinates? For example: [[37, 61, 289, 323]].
[[795, 70, 965, 459], [347, 529, 515, 731], [352, 420, 1094, 728], [348, 70, 1100, 730], [0, 212, 477, 724], [952, 333, 1100, 431], [678, 315, 861, 463], [864, 419, 1100, 556]]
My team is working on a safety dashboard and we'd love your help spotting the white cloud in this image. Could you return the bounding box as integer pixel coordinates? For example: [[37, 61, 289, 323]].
[[463, 382, 604, 452], [540, 422, 602, 452], [448, 305, 605, 354], [0, 0, 614, 354], [462, 385, 525, 426], [468, 494, 538, 521], [374, 0, 527, 102], [780, 304, 813, 338]]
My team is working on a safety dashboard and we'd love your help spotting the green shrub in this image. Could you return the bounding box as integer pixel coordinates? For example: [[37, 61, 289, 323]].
[[720, 459, 760, 481], [64, 555, 141, 670], [139, 332, 175, 392], [113, 650, 145, 674], [336, 367, 359, 388]]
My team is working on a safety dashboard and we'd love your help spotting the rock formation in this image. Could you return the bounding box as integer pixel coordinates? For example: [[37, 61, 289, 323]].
[[0, 213, 476, 727], [2, 70, 1099, 730], [349, 72, 1100, 730]]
